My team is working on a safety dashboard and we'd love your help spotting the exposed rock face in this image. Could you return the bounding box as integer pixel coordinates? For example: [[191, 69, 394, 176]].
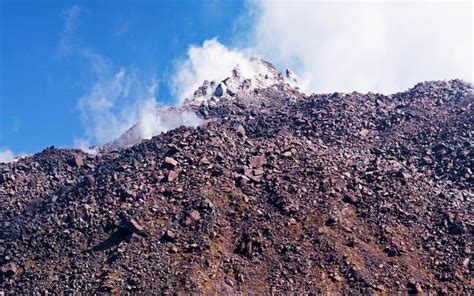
[[0, 76, 472, 294]]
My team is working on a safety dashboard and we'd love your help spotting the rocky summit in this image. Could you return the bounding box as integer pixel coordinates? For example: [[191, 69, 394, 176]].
[[0, 61, 473, 294]]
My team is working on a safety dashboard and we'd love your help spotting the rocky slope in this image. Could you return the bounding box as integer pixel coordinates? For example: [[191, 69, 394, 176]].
[[0, 66, 473, 294], [104, 59, 299, 150]]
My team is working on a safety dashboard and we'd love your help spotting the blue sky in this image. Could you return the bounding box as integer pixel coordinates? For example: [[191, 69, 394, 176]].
[[1, 0, 249, 154], [1, 1, 471, 158]]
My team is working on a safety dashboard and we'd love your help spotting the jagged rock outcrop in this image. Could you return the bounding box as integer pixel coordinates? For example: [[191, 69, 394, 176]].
[[0, 73, 472, 294], [185, 58, 290, 105]]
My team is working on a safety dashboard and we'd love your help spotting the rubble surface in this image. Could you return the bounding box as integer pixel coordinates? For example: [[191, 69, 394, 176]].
[[1, 77, 473, 294]]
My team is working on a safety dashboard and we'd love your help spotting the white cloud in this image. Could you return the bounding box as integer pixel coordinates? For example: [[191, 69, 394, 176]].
[[61, 6, 205, 149], [58, 5, 81, 56], [73, 138, 98, 155], [170, 38, 271, 103], [137, 99, 203, 140], [75, 53, 204, 149], [76, 64, 158, 146], [0, 147, 14, 163], [59, 5, 158, 148], [247, 1, 472, 93]]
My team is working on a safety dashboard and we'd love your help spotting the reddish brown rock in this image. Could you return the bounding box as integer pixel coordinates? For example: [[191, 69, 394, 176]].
[[1, 263, 18, 277], [0, 78, 472, 294], [68, 154, 83, 167], [164, 157, 178, 168], [249, 155, 266, 169], [167, 170, 179, 182]]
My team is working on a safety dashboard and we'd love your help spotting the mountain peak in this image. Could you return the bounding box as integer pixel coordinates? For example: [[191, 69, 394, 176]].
[[183, 58, 301, 107], [102, 59, 306, 150]]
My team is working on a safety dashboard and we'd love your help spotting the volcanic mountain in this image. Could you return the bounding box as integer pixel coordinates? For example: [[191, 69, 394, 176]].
[[1, 60, 472, 294]]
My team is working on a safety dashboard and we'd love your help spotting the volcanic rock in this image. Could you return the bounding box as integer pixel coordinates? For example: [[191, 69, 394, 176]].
[[236, 125, 246, 137], [1, 263, 18, 277], [167, 169, 180, 182], [164, 156, 178, 168], [68, 153, 83, 167], [0, 68, 472, 294]]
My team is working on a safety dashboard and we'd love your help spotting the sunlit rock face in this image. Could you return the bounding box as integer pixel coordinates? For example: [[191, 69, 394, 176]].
[[183, 58, 302, 107]]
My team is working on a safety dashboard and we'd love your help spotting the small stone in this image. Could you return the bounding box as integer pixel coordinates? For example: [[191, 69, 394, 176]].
[[462, 258, 469, 267], [249, 174, 262, 183], [84, 175, 95, 186], [236, 125, 246, 137], [214, 83, 226, 97], [236, 175, 250, 187], [184, 210, 201, 226], [345, 240, 356, 248], [166, 229, 176, 239], [325, 215, 338, 226], [359, 129, 370, 137], [184, 218, 192, 226], [190, 210, 201, 221], [167, 170, 179, 182], [318, 227, 328, 234], [121, 188, 137, 199], [249, 155, 266, 169], [1, 262, 18, 277], [129, 219, 145, 233], [407, 281, 423, 294], [199, 157, 210, 165], [162, 229, 177, 242], [69, 154, 83, 167], [330, 273, 343, 282], [375, 285, 385, 291], [119, 216, 147, 237], [164, 157, 178, 168], [254, 167, 264, 176], [463, 246, 471, 254]]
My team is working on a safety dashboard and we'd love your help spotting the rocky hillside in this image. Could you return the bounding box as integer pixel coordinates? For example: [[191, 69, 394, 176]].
[[1, 67, 472, 294]]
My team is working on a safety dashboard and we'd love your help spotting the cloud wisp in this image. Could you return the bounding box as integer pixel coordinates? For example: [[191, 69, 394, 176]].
[[76, 66, 155, 146], [56, 5, 204, 150], [75, 65, 204, 150], [0, 147, 15, 163], [137, 101, 203, 141], [58, 5, 81, 56]]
